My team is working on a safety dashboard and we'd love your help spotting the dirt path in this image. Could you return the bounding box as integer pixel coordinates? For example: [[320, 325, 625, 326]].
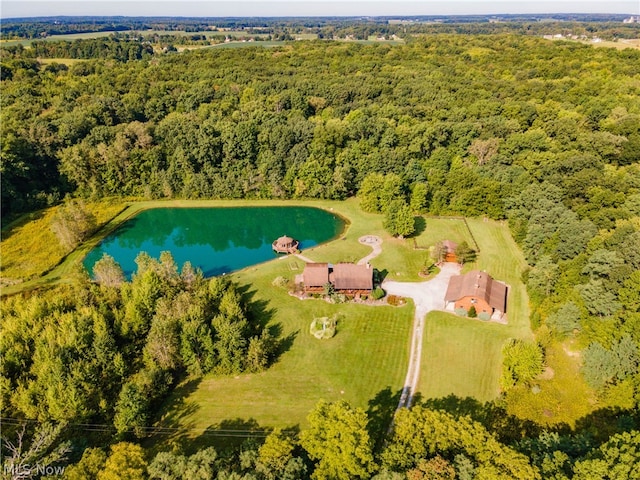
[[293, 252, 314, 263], [383, 263, 461, 409], [357, 235, 382, 265]]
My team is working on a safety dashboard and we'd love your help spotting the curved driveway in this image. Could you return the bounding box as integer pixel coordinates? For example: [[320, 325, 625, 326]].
[[382, 262, 461, 409]]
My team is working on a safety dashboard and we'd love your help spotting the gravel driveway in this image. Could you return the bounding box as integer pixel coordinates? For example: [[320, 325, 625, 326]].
[[383, 263, 461, 319], [382, 262, 462, 409]]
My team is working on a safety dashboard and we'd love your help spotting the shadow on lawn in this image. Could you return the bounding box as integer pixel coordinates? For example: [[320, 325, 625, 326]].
[[367, 387, 402, 451], [191, 418, 301, 454], [145, 377, 203, 454], [413, 216, 427, 237], [239, 286, 297, 364], [422, 394, 543, 444]]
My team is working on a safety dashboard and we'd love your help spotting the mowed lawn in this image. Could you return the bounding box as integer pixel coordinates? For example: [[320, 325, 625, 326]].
[[151, 207, 531, 438], [373, 216, 476, 282], [420, 312, 509, 401], [418, 218, 532, 401], [154, 201, 413, 438]]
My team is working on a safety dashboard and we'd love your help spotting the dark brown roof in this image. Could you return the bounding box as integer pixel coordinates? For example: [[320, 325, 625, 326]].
[[444, 270, 507, 312], [303, 263, 329, 287], [330, 263, 373, 291]]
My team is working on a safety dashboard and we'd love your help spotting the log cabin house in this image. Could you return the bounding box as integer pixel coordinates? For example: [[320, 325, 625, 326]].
[[302, 262, 373, 294]]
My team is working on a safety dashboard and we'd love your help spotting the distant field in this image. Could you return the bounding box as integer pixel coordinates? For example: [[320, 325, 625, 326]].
[[589, 38, 640, 50], [545, 37, 640, 51], [0, 30, 313, 48], [418, 218, 533, 402], [1, 31, 124, 47], [37, 58, 85, 65], [207, 41, 286, 49]]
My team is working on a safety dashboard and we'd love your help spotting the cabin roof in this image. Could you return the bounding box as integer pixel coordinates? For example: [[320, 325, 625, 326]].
[[330, 263, 373, 291], [444, 270, 507, 312], [303, 263, 330, 287]]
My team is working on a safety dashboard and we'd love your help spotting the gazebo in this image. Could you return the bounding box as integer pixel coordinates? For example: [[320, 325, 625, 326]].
[[272, 235, 299, 254]]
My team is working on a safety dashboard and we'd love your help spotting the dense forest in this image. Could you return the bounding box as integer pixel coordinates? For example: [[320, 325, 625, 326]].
[[1, 31, 640, 477]]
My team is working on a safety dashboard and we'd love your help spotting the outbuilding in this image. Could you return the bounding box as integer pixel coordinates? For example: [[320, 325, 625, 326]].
[[272, 235, 299, 254]]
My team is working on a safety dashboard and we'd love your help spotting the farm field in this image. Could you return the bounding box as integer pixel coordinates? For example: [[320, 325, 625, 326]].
[[1, 30, 125, 47], [587, 38, 640, 50], [0, 29, 315, 48]]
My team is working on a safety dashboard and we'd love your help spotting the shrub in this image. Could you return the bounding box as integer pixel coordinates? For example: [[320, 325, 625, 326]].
[[478, 312, 491, 321], [50, 198, 97, 251], [500, 339, 544, 391], [272, 276, 289, 288], [371, 287, 385, 300], [387, 295, 405, 306], [468, 305, 477, 318], [455, 308, 467, 317], [310, 315, 338, 339]]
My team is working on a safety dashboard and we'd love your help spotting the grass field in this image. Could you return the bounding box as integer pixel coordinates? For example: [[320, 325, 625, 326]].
[[373, 216, 476, 282], [587, 38, 640, 50], [504, 342, 596, 427], [545, 37, 640, 51], [207, 41, 287, 49], [36, 58, 86, 66], [419, 312, 509, 402], [1, 199, 126, 289], [154, 254, 413, 446], [1, 30, 315, 48], [417, 218, 533, 402], [1, 31, 125, 47]]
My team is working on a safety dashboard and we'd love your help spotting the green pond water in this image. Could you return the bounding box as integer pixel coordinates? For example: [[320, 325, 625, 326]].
[[83, 206, 344, 278]]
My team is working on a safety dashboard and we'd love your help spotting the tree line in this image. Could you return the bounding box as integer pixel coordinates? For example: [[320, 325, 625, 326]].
[[1, 252, 279, 439], [3, 398, 639, 479]]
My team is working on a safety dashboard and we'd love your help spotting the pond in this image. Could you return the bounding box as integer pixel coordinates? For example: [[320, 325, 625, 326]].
[[83, 206, 345, 278]]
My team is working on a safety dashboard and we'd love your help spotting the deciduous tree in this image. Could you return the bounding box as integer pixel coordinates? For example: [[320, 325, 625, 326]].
[[97, 442, 148, 480], [300, 400, 376, 480], [50, 198, 97, 251]]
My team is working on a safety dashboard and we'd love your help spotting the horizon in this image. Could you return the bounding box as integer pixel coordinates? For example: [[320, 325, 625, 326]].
[[2, 1, 639, 20]]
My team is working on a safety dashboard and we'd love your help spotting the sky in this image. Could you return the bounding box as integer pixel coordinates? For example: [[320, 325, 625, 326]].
[[1, 0, 638, 19]]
